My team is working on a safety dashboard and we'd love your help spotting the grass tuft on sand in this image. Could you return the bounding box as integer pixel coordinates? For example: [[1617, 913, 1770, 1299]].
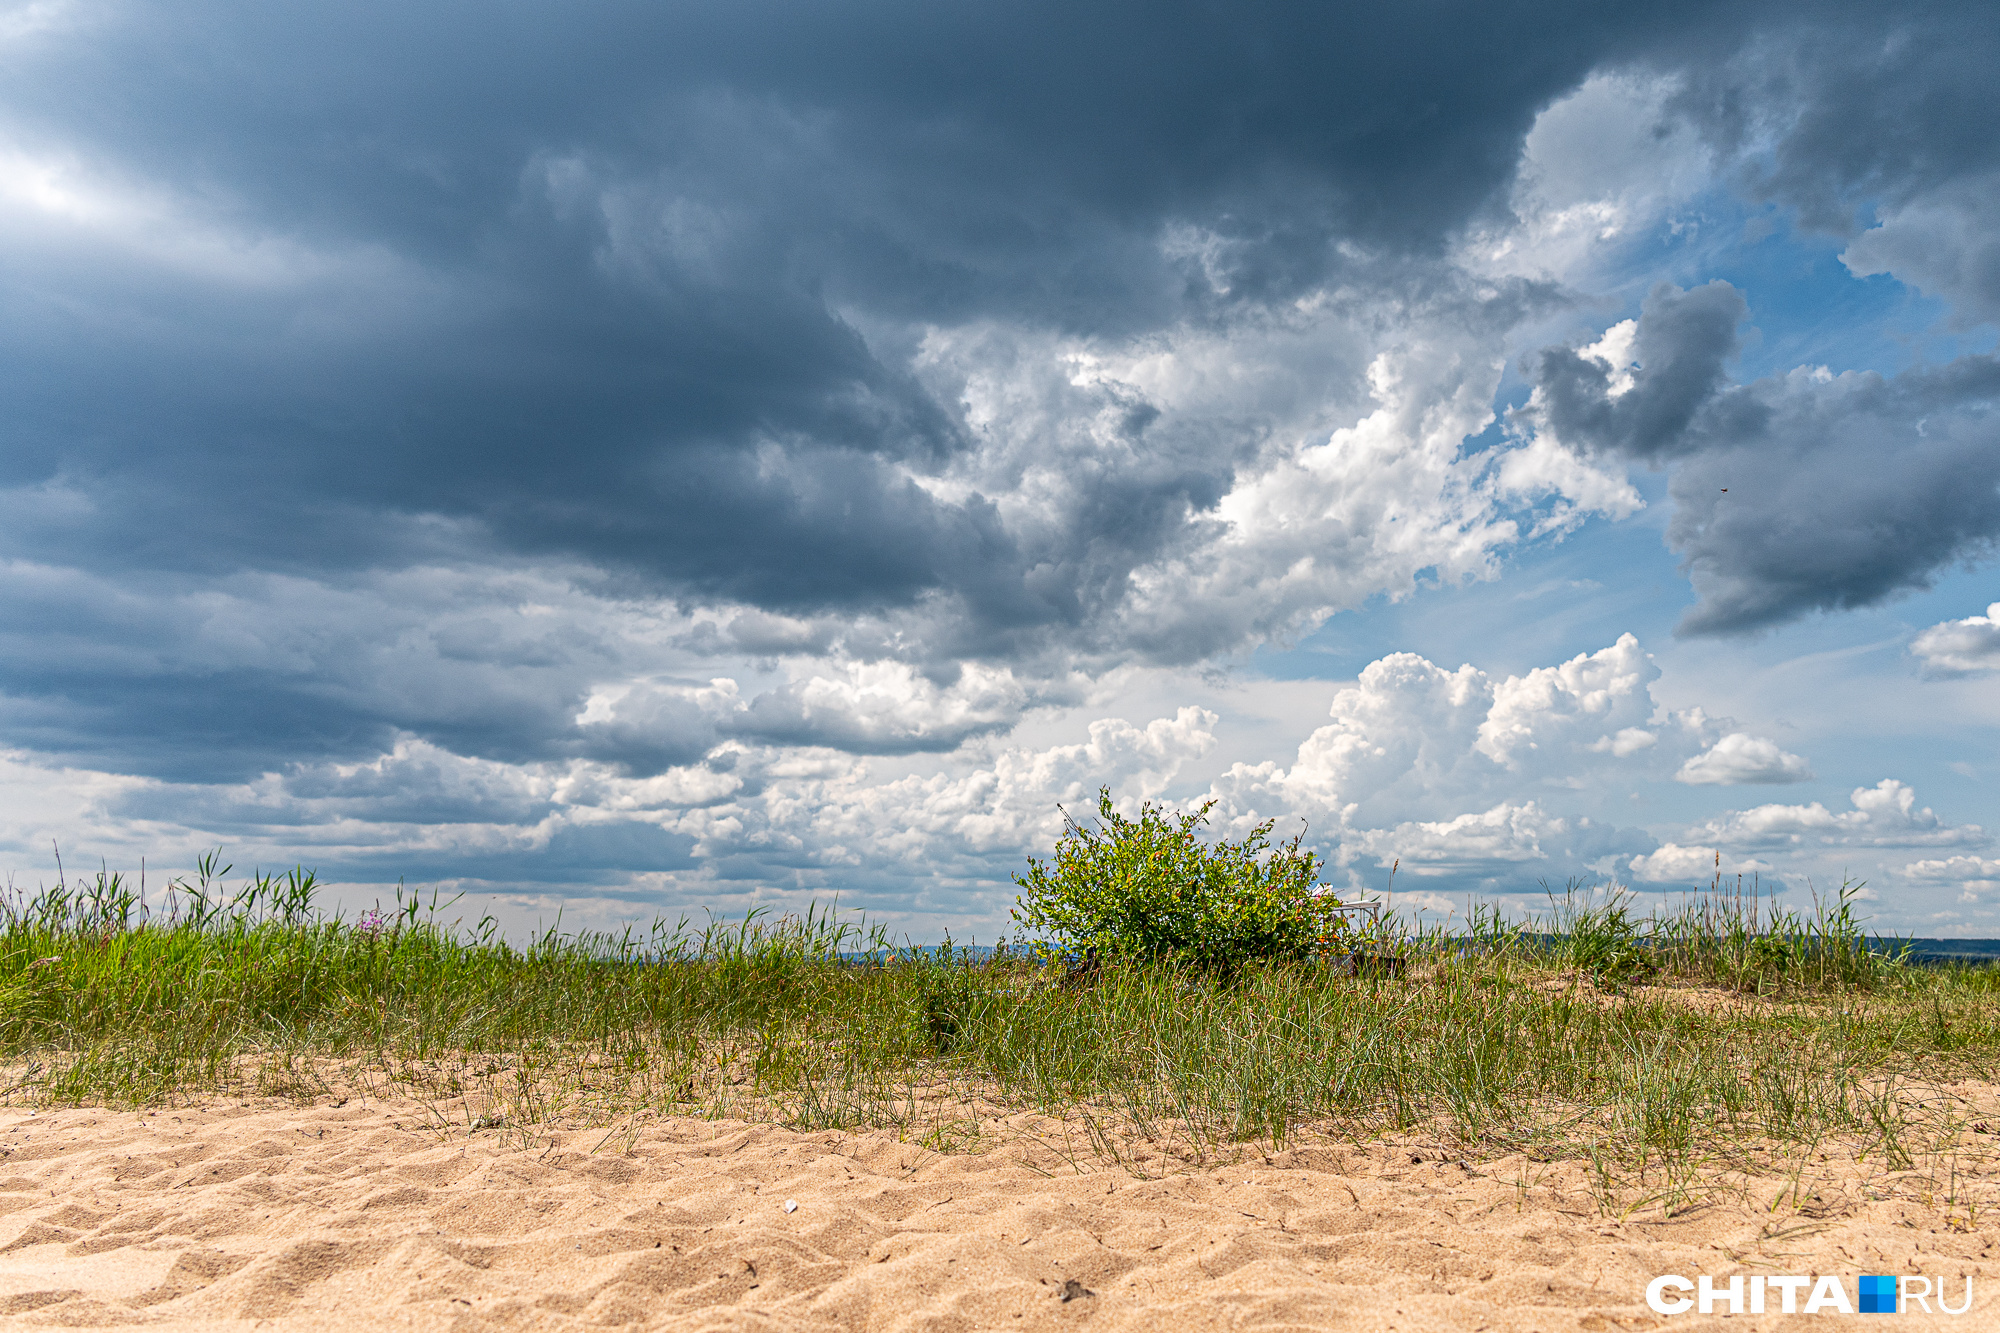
[[4, 857, 1998, 1216]]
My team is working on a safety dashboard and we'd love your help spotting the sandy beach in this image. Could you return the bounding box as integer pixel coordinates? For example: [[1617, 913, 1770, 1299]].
[[1, 1093, 1994, 1331]]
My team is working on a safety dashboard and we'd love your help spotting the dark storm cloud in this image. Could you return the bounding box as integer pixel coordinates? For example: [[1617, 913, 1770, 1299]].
[[3, 0, 1995, 779], [306, 823, 700, 888], [5, 2, 1731, 272], [0, 558, 735, 781], [1669, 359, 2000, 634], [1668, 5, 2000, 235], [2, 0, 1750, 584], [1526, 281, 1750, 463], [1522, 284, 2000, 634]]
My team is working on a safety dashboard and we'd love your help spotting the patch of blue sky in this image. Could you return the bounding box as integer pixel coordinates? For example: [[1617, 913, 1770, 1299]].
[[1605, 188, 1989, 377], [1709, 228, 1991, 380], [1250, 481, 1681, 686]]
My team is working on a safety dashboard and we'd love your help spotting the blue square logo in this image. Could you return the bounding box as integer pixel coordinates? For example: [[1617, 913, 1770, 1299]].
[[1858, 1275, 1898, 1314]]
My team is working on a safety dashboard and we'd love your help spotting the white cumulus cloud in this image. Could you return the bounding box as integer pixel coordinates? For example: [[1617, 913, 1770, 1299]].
[[1241, 634, 1706, 828], [1627, 843, 1767, 884], [1911, 603, 2000, 677], [1343, 802, 1569, 875], [1675, 733, 1814, 785], [1203, 634, 1720, 888], [1904, 855, 2000, 900], [1690, 780, 1987, 853]]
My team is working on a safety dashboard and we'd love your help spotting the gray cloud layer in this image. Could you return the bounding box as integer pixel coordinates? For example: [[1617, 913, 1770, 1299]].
[[2, 0, 1996, 801]]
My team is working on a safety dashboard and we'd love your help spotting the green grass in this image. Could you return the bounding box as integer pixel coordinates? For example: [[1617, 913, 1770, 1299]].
[[4, 857, 1999, 1216]]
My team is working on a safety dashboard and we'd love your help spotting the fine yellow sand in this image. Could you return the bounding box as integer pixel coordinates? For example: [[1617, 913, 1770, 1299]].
[[0, 1096, 1995, 1330]]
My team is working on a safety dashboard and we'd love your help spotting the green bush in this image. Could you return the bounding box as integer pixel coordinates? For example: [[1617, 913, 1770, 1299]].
[[1010, 788, 1352, 975]]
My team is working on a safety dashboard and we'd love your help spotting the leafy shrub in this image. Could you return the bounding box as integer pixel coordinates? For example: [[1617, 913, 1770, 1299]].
[[1011, 788, 1352, 975]]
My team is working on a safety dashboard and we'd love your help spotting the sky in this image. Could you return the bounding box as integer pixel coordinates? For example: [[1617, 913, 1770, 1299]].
[[2, 0, 1997, 939]]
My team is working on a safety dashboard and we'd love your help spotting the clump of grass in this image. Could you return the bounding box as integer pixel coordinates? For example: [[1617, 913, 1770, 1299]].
[[1475, 872, 1919, 994], [3, 851, 1998, 1219]]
